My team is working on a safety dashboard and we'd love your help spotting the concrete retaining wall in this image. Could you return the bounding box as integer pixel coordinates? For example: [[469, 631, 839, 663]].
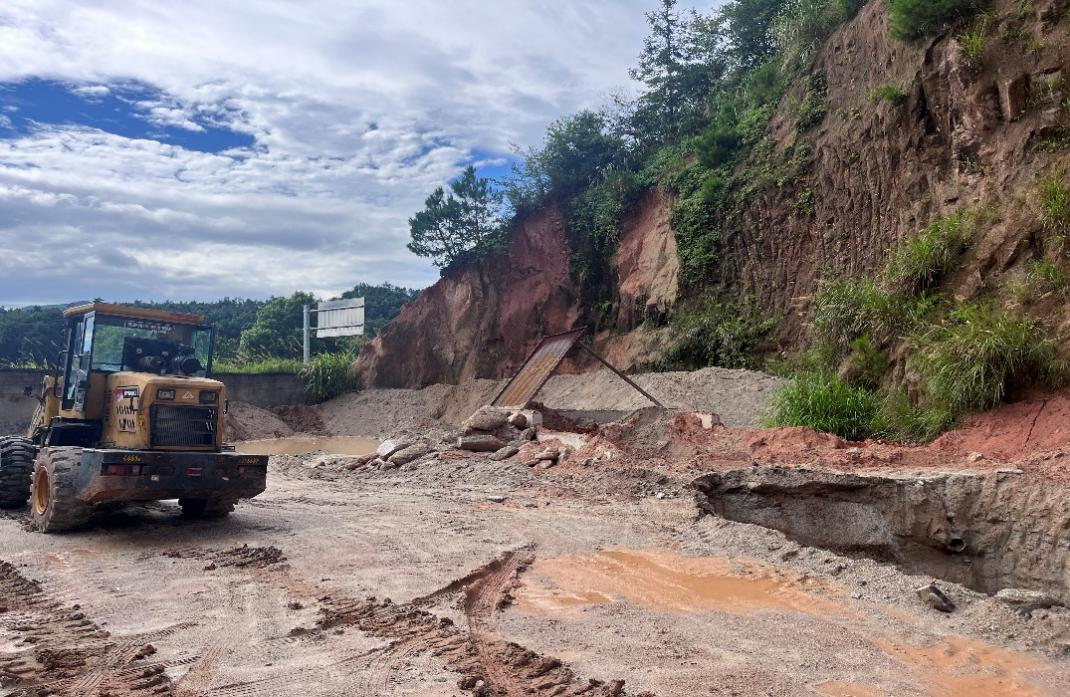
[[0, 369, 309, 435]]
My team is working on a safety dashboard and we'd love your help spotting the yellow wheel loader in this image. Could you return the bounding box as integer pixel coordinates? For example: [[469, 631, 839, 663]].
[[0, 303, 267, 532]]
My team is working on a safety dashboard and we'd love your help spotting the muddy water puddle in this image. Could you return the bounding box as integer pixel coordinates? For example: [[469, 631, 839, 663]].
[[234, 436, 379, 456], [516, 548, 846, 617], [880, 636, 1052, 697], [518, 550, 1064, 696]]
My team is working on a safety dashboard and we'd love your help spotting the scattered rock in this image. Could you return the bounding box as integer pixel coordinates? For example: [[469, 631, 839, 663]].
[[356, 452, 378, 465], [508, 411, 528, 429], [457, 434, 508, 452], [463, 406, 511, 433], [916, 582, 956, 613], [487, 495, 507, 503], [489, 445, 520, 461], [377, 438, 412, 459], [995, 588, 1059, 614], [389, 442, 434, 465], [535, 447, 560, 462], [967, 452, 984, 463], [520, 427, 537, 441]]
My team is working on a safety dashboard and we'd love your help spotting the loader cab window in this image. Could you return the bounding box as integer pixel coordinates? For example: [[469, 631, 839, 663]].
[[62, 313, 94, 410], [89, 315, 213, 377]]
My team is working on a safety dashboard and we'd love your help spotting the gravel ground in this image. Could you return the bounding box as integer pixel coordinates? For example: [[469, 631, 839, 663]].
[[2, 450, 1067, 697]]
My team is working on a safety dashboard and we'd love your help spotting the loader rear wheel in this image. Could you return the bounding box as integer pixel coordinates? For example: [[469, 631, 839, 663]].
[[0, 436, 35, 508], [31, 448, 91, 533], [179, 497, 235, 518]]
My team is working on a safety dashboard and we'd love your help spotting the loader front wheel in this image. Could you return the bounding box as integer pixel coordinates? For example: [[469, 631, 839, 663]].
[[31, 448, 91, 533], [0, 436, 35, 508]]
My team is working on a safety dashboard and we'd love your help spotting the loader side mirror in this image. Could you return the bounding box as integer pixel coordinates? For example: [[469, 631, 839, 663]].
[[224, 399, 229, 415]]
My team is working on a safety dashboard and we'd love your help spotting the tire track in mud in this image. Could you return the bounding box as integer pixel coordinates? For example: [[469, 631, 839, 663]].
[[311, 549, 644, 697], [0, 560, 179, 697], [176, 542, 645, 696]]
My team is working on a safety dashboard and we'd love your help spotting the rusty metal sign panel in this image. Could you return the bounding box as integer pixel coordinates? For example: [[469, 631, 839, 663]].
[[491, 329, 585, 408]]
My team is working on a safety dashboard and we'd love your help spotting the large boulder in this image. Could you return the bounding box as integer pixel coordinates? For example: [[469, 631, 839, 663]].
[[377, 438, 413, 459], [463, 406, 512, 434], [389, 443, 434, 466], [457, 434, 507, 452]]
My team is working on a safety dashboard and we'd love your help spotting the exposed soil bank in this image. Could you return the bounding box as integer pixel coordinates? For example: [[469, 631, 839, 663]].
[[695, 466, 1070, 605]]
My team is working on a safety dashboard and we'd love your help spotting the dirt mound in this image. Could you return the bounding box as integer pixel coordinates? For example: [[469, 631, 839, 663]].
[[932, 393, 1070, 460], [539, 366, 782, 428], [270, 404, 326, 434], [225, 401, 294, 441], [321, 367, 780, 438]]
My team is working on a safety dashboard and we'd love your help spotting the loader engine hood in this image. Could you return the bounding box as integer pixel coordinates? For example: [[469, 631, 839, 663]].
[[104, 373, 225, 451]]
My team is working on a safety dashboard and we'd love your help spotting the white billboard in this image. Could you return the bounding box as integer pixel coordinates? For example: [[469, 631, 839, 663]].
[[316, 297, 364, 338]]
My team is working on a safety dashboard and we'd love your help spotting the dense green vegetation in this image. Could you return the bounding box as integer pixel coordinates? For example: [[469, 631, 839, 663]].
[[770, 201, 1066, 441], [0, 282, 420, 372], [887, 0, 988, 40]]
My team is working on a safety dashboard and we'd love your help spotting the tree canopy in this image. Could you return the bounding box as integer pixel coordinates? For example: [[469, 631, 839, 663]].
[[407, 166, 505, 269]]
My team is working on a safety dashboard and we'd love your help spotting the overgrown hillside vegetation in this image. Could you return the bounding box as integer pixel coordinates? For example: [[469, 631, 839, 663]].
[[403, 0, 1070, 440]]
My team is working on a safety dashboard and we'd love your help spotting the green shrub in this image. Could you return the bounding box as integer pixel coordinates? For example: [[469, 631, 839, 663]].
[[884, 212, 974, 292], [888, 0, 988, 40], [917, 303, 1064, 413], [811, 278, 905, 350], [1038, 169, 1070, 233], [766, 372, 878, 441], [870, 391, 953, 442], [660, 298, 776, 371], [868, 84, 909, 103], [300, 353, 361, 403], [958, 11, 994, 61]]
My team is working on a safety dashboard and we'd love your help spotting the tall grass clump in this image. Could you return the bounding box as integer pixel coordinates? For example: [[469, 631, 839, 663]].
[[1026, 259, 1070, 295], [868, 84, 908, 103], [766, 372, 877, 441], [958, 11, 994, 61], [811, 278, 905, 350], [888, 0, 988, 41], [917, 303, 1064, 413], [870, 391, 953, 442], [1038, 168, 1070, 234], [884, 212, 974, 292], [300, 353, 362, 402]]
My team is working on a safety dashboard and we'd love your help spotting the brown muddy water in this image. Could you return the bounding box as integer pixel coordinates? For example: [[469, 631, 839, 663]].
[[516, 549, 846, 617], [234, 436, 380, 456], [517, 549, 1060, 697]]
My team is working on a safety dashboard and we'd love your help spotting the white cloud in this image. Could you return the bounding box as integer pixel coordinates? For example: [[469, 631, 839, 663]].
[[0, 0, 723, 306]]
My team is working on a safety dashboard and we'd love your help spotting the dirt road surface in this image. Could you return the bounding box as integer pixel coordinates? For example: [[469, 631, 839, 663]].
[[2, 444, 1069, 697]]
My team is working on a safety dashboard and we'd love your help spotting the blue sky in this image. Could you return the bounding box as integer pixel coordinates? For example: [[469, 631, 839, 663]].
[[0, 1, 719, 306]]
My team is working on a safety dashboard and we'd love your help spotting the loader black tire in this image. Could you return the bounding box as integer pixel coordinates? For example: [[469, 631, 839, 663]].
[[0, 436, 36, 508], [179, 497, 235, 518], [31, 448, 92, 533]]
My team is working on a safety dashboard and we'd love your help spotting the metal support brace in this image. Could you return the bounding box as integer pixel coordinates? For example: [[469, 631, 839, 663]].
[[576, 342, 664, 408]]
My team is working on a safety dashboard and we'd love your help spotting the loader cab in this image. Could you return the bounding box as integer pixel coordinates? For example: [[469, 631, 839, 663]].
[[57, 303, 215, 420]]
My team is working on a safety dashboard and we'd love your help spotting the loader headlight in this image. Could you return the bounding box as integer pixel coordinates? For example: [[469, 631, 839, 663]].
[[199, 390, 219, 404], [157, 388, 176, 400]]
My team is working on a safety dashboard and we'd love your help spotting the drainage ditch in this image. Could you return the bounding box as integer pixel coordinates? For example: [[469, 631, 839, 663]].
[[693, 466, 1070, 605]]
